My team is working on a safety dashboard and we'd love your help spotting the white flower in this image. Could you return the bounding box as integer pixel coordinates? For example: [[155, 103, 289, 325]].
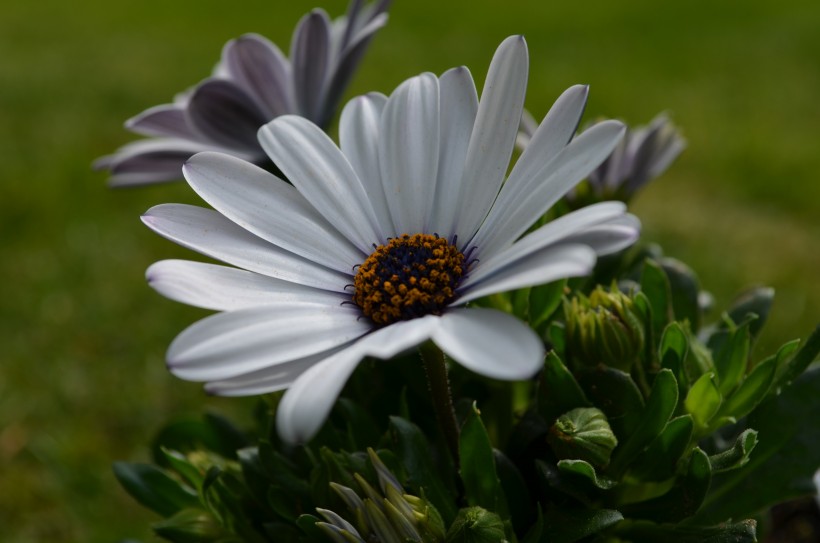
[[142, 36, 640, 443], [96, 0, 390, 186]]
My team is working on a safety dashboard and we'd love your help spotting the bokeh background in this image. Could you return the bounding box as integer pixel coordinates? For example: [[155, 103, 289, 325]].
[[1, 0, 818, 540]]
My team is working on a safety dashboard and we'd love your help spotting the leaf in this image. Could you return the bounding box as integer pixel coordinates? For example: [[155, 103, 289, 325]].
[[160, 448, 206, 491], [684, 373, 721, 431], [713, 322, 751, 396], [112, 462, 199, 517], [459, 403, 509, 520], [494, 449, 533, 534], [151, 413, 247, 465], [660, 257, 702, 331], [557, 459, 618, 490], [334, 397, 381, 450], [613, 518, 757, 542], [151, 508, 222, 543], [659, 322, 690, 405], [630, 415, 694, 482], [725, 286, 775, 341], [608, 369, 678, 475], [538, 351, 590, 424], [620, 447, 711, 523], [389, 416, 457, 524], [718, 354, 776, 420], [530, 279, 568, 329], [640, 259, 673, 339], [709, 429, 758, 474], [541, 507, 624, 543], [695, 367, 820, 525], [773, 325, 820, 391], [575, 366, 644, 440]]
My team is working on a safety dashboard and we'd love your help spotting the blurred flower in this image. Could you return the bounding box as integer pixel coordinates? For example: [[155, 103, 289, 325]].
[[142, 36, 640, 443], [519, 111, 685, 204], [95, 0, 391, 187]]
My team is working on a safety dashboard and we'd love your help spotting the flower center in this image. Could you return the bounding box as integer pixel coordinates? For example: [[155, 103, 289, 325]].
[[353, 234, 466, 326]]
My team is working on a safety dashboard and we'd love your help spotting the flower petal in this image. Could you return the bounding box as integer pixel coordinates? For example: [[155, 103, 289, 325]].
[[379, 73, 440, 234], [183, 152, 364, 272], [450, 35, 528, 241], [472, 120, 626, 255], [339, 92, 392, 238], [167, 303, 368, 381], [290, 9, 331, 122], [126, 104, 199, 140], [432, 308, 543, 380], [222, 33, 295, 118], [259, 115, 382, 251], [559, 214, 641, 256], [147, 259, 347, 312], [429, 66, 479, 235], [95, 138, 220, 187], [456, 244, 596, 304], [186, 79, 269, 151], [142, 203, 350, 290], [276, 316, 438, 443]]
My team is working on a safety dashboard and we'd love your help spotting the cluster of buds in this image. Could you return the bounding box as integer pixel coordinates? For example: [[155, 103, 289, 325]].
[[564, 284, 645, 372], [316, 449, 445, 543]]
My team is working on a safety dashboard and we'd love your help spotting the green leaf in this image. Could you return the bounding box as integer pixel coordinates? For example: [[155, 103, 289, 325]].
[[389, 416, 457, 524], [459, 403, 509, 520], [718, 354, 776, 420], [640, 259, 673, 339], [160, 448, 206, 491], [538, 351, 590, 424], [548, 321, 566, 358], [630, 415, 694, 482], [557, 459, 618, 490], [494, 449, 533, 534], [773, 325, 820, 391], [530, 279, 567, 329], [660, 257, 702, 331], [541, 507, 624, 543], [709, 429, 758, 474], [112, 462, 199, 517], [575, 366, 645, 440], [608, 369, 678, 475], [512, 287, 531, 320], [713, 322, 751, 396], [684, 373, 721, 431], [151, 508, 223, 543], [334, 397, 381, 450], [613, 518, 757, 542], [725, 286, 775, 341], [695, 366, 820, 525], [659, 322, 690, 402], [620, 447, 711, 523], [296, 514, 329, 541]]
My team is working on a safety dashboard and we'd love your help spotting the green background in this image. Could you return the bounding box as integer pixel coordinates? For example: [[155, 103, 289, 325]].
[[1, 0, 818, 540]]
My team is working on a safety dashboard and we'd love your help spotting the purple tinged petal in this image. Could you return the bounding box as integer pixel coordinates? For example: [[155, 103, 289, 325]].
[[186, 79, 269, 152], [126, 104, 199, 140], [291, 9, 332, 122]]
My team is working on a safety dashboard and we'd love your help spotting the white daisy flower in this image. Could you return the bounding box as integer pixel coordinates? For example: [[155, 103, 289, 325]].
[[142, 36, 640, 443]]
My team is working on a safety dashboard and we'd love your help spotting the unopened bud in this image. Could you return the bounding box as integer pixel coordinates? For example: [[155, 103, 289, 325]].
[[547, 407, 618, 468], [445, 507, 507, 543]]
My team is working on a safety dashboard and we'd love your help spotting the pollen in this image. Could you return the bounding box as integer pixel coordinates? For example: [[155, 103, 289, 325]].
[[353, 234, 465, 326]]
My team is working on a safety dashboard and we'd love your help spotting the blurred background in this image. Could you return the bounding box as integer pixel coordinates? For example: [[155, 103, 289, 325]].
[[1, 0, 818, 540]]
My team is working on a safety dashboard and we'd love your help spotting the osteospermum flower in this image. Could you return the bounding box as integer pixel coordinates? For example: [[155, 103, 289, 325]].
[[95, 0, 390, 186], [142, 36, 640, 443], [519, 111, 685, 204]]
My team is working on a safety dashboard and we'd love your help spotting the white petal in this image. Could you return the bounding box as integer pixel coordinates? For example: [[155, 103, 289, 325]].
[[505, 85, 589, 202], [259, 115, 383, 250], [142, 204, 349, 290], [126, 104, 198, 140], [456, 244, 596, 304], [167, 303, 368, 381], [467, 202, 627, 285], [472, 120, 626, 255], [277, 316, 438, 443], [560, 214, 641, 256], [183, 152, 364, 272], [432, 308, 543, 380], [147, 259, 347, 312], [450, 36, 529, 241], [429, 67, 479, 235], [378, 73, 440, 234], [339, 93, 392, 238]]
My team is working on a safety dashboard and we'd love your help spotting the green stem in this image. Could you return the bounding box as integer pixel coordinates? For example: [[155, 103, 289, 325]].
[[419, 342, 460, 467]]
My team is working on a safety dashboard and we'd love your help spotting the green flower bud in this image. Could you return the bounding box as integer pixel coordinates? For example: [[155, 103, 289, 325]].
[[564, 284, 645, 371], [152, 508, 224, 543], [445, 507, 507, 543], [547, 407, 618, 468]]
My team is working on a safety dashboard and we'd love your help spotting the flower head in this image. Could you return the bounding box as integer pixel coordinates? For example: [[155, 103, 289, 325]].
[[520, 111, 685, 204], [142, 36, 640, 443], [96, 0, 390, 186]]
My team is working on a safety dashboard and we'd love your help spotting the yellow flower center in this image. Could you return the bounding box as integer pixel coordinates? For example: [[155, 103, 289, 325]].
[[353, 234, 466, 326]]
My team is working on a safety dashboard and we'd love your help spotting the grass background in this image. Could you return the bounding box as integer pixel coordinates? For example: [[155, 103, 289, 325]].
[[1, 0, 818, 541]]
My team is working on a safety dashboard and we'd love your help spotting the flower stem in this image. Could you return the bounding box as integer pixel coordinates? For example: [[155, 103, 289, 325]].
[[419, 342, 460, 467]]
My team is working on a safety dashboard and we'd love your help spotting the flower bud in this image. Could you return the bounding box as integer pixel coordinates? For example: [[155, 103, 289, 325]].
[[547, 407, 618, 468], [445, 507, 507, 543], [564, 285, 645, 371]]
